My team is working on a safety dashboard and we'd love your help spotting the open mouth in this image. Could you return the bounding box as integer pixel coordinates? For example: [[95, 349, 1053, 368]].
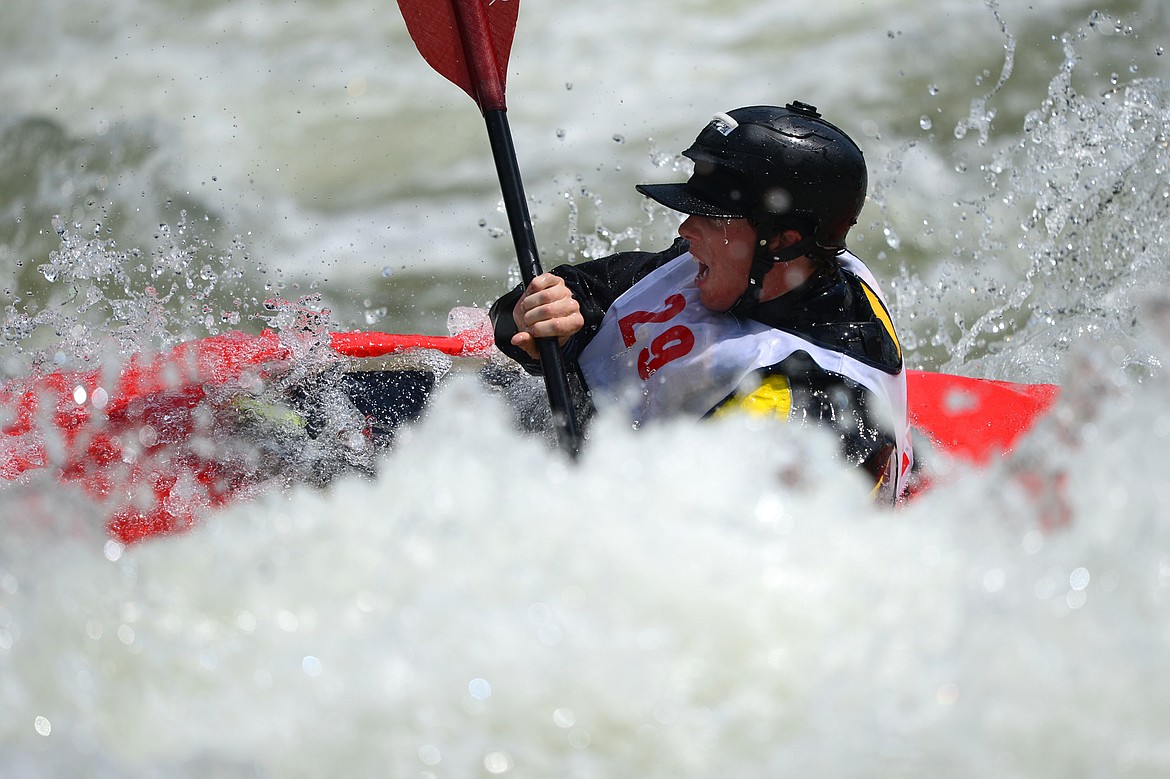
[[695, 261, 710, 282]]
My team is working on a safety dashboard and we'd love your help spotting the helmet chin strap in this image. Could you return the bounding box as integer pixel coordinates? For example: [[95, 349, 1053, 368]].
[[728, 233, 814, 318]]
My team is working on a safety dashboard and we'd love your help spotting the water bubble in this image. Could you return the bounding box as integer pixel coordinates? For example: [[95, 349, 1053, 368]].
[[1069, 567, 1090, 591], [363, 307, 387, 325], [418, 745, 442, 766], [483, 751, 513, 774], [277, 610, 299, 631], [34, 717, 51, 736], [920, 116, 933, 131], [982, 568, 1006, 593], [936, 683, 959, 706], [927, 84, 940, 96], [468, 677, 492, 700], [236, 611, 257, 632], [883, 226, 902, 250], [612, 134, 625, 144], [556, 128, 566, 140], [302, 656, 323, 677]]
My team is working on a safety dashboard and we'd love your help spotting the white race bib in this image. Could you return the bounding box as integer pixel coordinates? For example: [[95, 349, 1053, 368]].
[[577, 252, 912, 486]]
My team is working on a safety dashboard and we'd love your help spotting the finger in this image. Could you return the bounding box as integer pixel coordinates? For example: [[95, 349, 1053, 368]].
[[518, 277, 572, 315], [524, 310, 585, 340], [520, 296, 579, 328], [510, 331, 539, 360], [525, 272, 563, 293]]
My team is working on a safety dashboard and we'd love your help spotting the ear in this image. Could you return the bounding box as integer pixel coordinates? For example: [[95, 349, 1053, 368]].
[[766, 228, 805, 252]]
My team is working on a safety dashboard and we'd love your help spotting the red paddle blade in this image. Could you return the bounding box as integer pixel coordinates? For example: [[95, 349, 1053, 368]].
[[397, 0, 518, 112]]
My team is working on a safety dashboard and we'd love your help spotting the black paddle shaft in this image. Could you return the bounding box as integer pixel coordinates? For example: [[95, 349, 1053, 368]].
[[483, 109, 582, 457]]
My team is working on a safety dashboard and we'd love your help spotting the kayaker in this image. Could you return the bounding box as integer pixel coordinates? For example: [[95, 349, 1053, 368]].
[[490, 101, 913, 501]]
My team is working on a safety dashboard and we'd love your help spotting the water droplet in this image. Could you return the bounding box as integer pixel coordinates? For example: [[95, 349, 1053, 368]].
[[919, 116, 933, 131], [419, 745, 442, 766], [34, 716, 51, 736], [468, 677, 492, 700], [1069, 566, 1091, 591], [483, 751, 513, 774]]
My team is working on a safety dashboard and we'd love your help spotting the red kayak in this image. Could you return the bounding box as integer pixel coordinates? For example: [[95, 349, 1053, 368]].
[[0, 323, 495, 544], [1, 320, 1058, 544], [903, 369, 1060, 498], [905, 369, 1060, 465]]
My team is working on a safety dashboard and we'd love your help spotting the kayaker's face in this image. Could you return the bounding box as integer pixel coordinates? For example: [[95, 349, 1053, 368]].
[[678, 214, 757, 312]]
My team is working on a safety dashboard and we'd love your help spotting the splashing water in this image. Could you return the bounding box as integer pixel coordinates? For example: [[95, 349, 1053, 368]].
[[4, 213, 253, 380], [884, 14, 1170, 383]]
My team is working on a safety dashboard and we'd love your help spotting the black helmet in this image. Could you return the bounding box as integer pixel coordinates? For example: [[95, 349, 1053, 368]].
[[636, 101, 867, 251]]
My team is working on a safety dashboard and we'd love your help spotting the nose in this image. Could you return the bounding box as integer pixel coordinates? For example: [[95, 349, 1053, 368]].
[[678, 214, 700, 240]]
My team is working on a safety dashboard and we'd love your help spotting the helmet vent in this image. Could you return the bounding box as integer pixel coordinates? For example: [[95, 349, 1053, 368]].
[[786, 101, 822, 118]]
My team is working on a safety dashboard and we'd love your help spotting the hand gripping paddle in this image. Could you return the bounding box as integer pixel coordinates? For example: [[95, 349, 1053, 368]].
[[395, 0, 582, 457]]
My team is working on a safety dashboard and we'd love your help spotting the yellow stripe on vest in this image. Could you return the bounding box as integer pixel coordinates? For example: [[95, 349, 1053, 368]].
[[860, 280, 901, 361], [713, 374, 793, 420]]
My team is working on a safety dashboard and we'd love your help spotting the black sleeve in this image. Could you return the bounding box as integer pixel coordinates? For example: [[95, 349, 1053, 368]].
[[489, 285, 542, 373], [489, 238, 689, 372], [769, 351, 898, 487]]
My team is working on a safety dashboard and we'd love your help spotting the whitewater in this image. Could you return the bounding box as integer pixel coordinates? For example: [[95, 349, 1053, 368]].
[[2, 0, 1170, 776]]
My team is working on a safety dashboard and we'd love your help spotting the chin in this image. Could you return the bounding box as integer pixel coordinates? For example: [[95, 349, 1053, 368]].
[[698, 293, 733, 313]]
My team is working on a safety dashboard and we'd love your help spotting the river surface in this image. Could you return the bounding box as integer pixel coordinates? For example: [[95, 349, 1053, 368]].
[[2, 1, 1170, 776]]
